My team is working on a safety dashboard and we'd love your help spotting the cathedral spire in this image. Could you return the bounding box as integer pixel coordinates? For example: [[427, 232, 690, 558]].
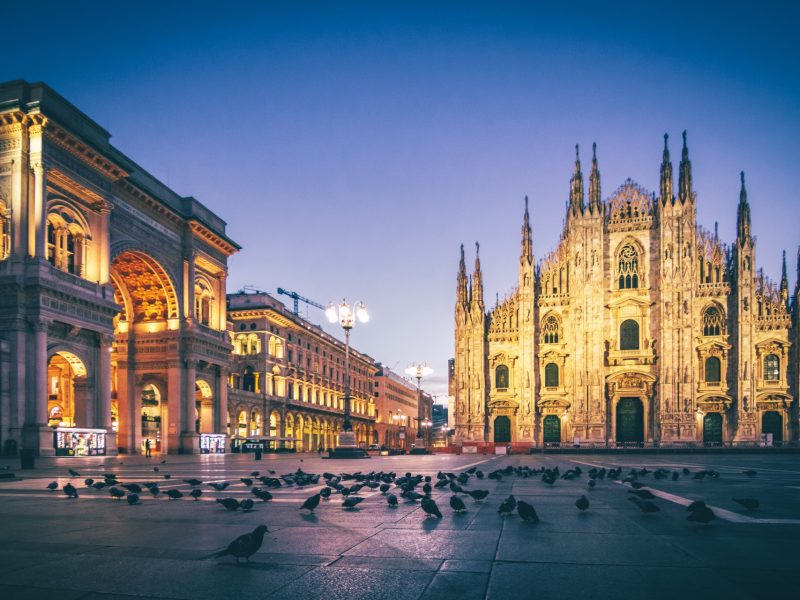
[[660, 133, 674, 203], [737, 171, 751, 244], [588, 142, 602, 214], [678, 130, 693, 203], [569, 144, 585, 217], [457, 243, 468, 306], [471, 241, 484, 309], [780, 249, 788, 301], [521, 196, 533, 265]]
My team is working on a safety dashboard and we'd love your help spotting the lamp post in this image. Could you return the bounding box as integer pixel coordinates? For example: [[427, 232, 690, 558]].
[[392, 412, 404, 449], [405, 363, 433, 454], [326, 299, 369, 458]]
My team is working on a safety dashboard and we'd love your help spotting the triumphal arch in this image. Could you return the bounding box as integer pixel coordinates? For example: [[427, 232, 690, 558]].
[[0, 80, 239, 456]]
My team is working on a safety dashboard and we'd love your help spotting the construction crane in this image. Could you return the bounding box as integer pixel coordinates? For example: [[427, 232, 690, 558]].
[[277, 287, 326, 316]]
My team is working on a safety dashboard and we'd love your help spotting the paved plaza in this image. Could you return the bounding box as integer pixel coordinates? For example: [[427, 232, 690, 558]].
[[0, 452, 798, 600]]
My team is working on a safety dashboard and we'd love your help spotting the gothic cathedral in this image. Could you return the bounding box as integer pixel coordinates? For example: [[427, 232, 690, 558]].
[[454, 133, 798, 447]]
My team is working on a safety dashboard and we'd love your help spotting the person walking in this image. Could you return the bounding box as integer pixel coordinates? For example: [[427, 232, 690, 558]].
[[145, 438, 151, 457]]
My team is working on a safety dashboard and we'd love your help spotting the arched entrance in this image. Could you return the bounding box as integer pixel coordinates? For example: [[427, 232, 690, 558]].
[[762, 411, 783, 443], [493, 416, 511, 443], [195, 379, 213, 433], [616, 397, 644, 444], [47, 351, 88, 428], [140, 383, 162, 453], [543, 415, 561, 444], [703, 413, 723, 446]]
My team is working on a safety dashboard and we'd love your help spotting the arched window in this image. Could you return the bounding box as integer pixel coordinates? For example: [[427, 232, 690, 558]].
[[703, 306, 724, 336], [620, 319, 640, 350], [234, 334, 247, 355], [194, 280, 214, 326], [495, 365, 509, 389], [618, 244, 640, 289], [242, 367, 255, 392], [764, 354, 780, 382], [542, 315, 560, 344], [545, 363, 559, 387], [704, 356, 721, 383], [247, 333, 261, 355], [65, 230, 77, 274], [268, 336, 277, 357], [46, 221, 57, 266]]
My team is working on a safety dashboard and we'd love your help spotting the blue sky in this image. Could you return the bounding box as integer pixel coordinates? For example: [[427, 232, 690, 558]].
[[4, 1, 799, 398]]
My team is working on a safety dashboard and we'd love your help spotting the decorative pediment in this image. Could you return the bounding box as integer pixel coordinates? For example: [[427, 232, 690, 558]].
[[755, 392, 792, 409], [608, 295, 652, 309], [696, 393, 733, 411], [489, 352, 517, 367], [755, 338, 792, 353], [538, 398, 570, 411], [695, 339, 732, 355]]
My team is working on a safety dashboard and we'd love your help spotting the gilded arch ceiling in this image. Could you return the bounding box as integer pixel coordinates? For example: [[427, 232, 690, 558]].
[[110, 251, 179, 323]]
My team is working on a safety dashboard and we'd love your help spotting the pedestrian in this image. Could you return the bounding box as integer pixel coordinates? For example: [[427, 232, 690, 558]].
[[317, 446, 323, 455], [145, 438, 151, 457]]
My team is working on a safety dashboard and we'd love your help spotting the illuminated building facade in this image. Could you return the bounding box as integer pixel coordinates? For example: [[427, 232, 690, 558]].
[[0, 80, 238, 456], [373, 364, 432, 449], [454, 134, 798, 446], [227, 290, 376, 451]]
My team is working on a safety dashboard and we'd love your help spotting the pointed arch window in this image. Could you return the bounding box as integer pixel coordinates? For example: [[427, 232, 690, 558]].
[[703, 306, 724, 336], [620, 319, 640, 350], [542, 315, 560, 344], [764, 354, 780, 382], [495, 365, 509, 389], [545, 363, 559, 387], [704, 356, 721, 383], [618, 244, 639, 289]]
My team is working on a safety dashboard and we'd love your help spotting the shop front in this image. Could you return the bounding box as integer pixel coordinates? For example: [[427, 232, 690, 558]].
[[199, 433, 226, 454], [54, 428, 107, 456]]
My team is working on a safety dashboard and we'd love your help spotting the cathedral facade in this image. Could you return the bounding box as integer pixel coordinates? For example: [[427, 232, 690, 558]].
[[454, 133, 798, 447]]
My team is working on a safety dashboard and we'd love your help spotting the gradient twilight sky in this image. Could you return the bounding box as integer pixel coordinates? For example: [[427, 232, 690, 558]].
[[4, 1, 799, 399]]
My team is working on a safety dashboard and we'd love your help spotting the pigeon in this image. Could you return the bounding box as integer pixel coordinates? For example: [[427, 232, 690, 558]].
[[149, 485, 160, 498], [217, 498, 240, 511], [300, 494, 321, 512], [687, 504, 716, 523], [517, 500, 539, 523], [587, 479, 596, 488], [250, 471, 260, 477], [212, 525, 268, 564], [208, 482, 230, 492], [84, 478, 94, 487], [449, 495, 467, 513], [423, 483, 432, 496], [109, 487, 126, 500], [240, 478, 253, 487], [240, 498, 255, 511], [127, 493, 140, 505], [629, 489, 656, 500], [732, 497, 759, 511], [343, 496, 364, 509], [742, 469, 757, 477], [386, 493, 398, 506], [686, 500, 708, 512], [46, 481, 58, 491], [498, 495, 517, 516], [190, 488, 203, 501], [379, 483, 390, 494], [161, 459, 167, 464], [252, 488, 273, 502], [421, 497, 442, 518], [183, 479, 202, 487], [167, 489, 183, 500], [92, 482, 107, 490], [682, 468, 691, 475], [692, 471, 706, 480], [467, 489, 489, 501], [68, 469, 80, 477], [153, 466, 160, 472], [121, 484, 142, 494], [672, 471, 679, 481], [475, 470, 484, 479], [63, 483, 79, 498], [628, 497, 659, 513], [319, 487, 332, 499], [576, 495, 590, 512]]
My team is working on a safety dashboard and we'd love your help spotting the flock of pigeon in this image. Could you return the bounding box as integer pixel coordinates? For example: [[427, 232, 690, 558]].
[[41, 461, 762, 563]]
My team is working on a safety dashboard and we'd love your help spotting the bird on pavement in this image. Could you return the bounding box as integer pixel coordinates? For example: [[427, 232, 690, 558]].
[[467, 489, 490, 501], [498, 495, 517, 516], [300, 494, 321, 512], [121, 483, 142, 494], [422, 483, 432, 496], [217, 498, 240, 511], [190, 488, 203, 501], [68, 469, 80, 477], [319, 487, 332, 499], [153, 467, 159, 472], [212, 525, 268, 564], [250, 471, 260, 477], [240, 478, 253, 487], [252, 488, 273, 502], [92, 481, 107, 490], [84, 478, 94, 487], [686, 500, 707, 512], [517, 500, 539, 523], [183, 478, 202, 487], [628, 489, 656, 500], [149, 485, 160, 498], [63, 483, 79, 498], [672, 471, 680, 481], [687, 504, 716, 523], [629, 497, 659, 513], [167, 489, 183, 500], [475, 470, 484, 479], [587, 479, 596, 489], [127, 493, 140, 505], [421, 497, 442, 518], [46, 481, 58, 491], [732, 497, 759, 511], [386, 493, 398, 507], [343, 496, 364, 509], [208, 482, 230, 492], [240, 499, 255, 511], [449, 495, 467, 513], [576, 495, 590, 512], [109, 487, 125, 500]]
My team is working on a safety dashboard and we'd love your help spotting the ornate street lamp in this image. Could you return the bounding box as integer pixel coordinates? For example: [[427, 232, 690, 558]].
[[326, 299, 369, 458], [405, 363, 433, 454]]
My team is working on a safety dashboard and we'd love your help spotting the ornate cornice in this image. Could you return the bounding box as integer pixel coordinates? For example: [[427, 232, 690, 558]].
[[189, 220, 240, 256]]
